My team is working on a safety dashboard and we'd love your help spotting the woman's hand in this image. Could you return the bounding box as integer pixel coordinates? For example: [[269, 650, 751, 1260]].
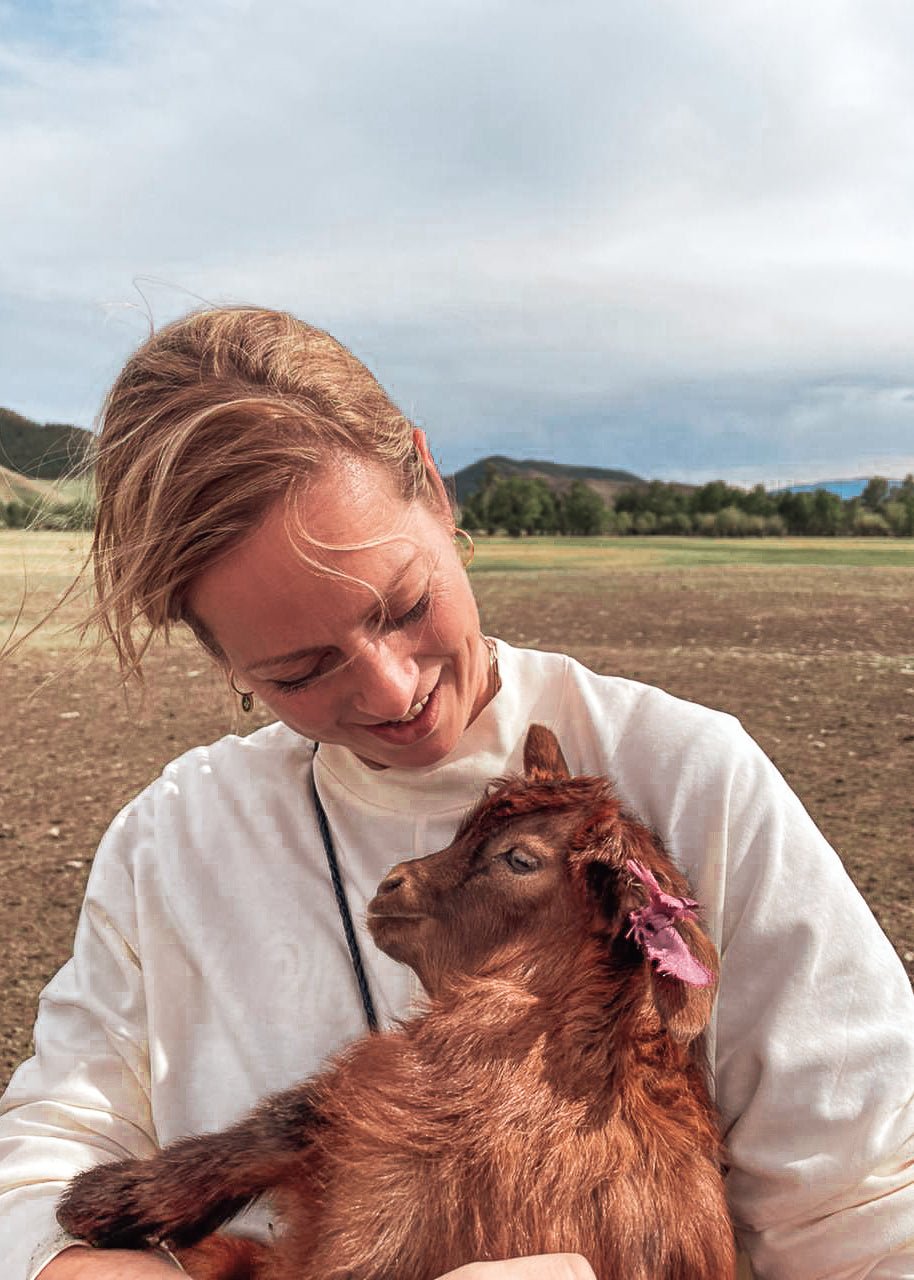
[[438, 1256, 597, 1280], [39, 1245, 182, 1278]]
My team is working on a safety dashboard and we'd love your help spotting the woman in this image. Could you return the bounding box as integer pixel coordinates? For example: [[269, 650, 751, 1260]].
[[1, 307, 913, 1279]]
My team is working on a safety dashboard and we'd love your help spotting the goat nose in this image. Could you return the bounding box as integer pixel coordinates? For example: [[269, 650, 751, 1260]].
[[377, 872, 405, 896]]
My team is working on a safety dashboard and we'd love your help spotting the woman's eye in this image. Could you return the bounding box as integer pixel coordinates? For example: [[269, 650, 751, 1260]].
[[503, 847, 541, 874], [392, 589, 431, 629], [270, 652, 335, 693], [269, 590, 431, 695], [272, 671, 318, 694]]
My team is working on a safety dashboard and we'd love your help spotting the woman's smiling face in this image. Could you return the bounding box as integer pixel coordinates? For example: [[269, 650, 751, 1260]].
[[185, 451, 493, 770]]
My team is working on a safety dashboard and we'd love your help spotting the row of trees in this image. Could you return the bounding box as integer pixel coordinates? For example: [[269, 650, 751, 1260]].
[[460, 471, 914, 538], [460, 474, 608, 537], [5, 467, 914, 539]]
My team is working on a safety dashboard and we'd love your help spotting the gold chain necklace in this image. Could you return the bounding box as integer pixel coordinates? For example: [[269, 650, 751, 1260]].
[[482, 635, 502, 699]]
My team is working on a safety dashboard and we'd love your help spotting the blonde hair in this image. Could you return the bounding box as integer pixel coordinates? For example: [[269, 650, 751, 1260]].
[[88, 306, 436, 677]]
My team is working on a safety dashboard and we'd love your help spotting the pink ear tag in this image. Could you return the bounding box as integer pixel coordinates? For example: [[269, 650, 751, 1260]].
[[625, 860, 714, 987]]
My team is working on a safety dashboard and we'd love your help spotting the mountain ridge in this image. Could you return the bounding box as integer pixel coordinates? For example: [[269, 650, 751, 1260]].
[[1, 405, 907, 504], [450, 456, 647, 505], [0, 408, 94, 481]]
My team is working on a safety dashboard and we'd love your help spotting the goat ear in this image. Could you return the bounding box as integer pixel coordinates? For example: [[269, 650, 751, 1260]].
[[523, 724, 571, 781], [587, 822, 720, 1045], [624, 852, 719, 1043], [647, 920, 719, 1044]]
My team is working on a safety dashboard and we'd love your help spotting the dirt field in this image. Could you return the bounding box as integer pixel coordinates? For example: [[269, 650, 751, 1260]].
[[2, 532, 913, 1088]]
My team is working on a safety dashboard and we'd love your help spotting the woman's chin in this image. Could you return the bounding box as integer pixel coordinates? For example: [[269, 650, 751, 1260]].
[[355, 729, 457, 772]]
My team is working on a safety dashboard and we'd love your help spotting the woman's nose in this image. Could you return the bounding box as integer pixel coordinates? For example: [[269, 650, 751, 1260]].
[[351, 635, 419, 721]]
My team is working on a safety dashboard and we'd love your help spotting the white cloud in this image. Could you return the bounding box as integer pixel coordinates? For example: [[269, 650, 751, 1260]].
[[3, 0, 914, 480]]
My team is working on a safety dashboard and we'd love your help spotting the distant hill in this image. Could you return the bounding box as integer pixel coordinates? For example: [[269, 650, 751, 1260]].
[[773, 477, 906, 500], [451, 456, 646, 506], [0, 464, 65, 505], [0, 408, 94, 480]]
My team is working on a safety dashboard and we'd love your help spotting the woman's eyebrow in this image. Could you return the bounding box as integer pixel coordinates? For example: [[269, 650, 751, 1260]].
[[248, 556, 423, 674]]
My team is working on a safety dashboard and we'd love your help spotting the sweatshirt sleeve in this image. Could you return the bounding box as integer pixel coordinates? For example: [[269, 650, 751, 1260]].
[[707, 727, 914, 1276], [557, 662, 914, 1276], [0, 799, 160, 1280]]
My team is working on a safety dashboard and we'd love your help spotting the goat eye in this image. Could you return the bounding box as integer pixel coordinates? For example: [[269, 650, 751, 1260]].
[[503, 847, 541, 874]]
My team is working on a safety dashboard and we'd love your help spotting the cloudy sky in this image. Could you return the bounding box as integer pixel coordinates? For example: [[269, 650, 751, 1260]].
[[2, 0, 914, 486]]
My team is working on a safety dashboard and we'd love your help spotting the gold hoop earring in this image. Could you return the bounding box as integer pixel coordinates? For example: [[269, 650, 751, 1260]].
[[230, 674, 254, 714], [454, 528, 475, 568]]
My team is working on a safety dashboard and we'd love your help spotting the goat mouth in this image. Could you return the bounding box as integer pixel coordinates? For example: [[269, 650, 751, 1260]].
[[366, 907, 425, 922]]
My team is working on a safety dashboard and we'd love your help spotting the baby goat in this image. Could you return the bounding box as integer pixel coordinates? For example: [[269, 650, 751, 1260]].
[[58, 724, 735, 1280]]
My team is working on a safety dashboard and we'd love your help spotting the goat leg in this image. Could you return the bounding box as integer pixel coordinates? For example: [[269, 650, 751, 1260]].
[[176, 1234, 274, 1280], [57, 1083, 322, 1251]]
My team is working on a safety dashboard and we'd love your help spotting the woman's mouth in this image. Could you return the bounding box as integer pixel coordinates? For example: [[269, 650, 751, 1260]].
[[362, 682, 441, 746], [393, 693, 429, 723]]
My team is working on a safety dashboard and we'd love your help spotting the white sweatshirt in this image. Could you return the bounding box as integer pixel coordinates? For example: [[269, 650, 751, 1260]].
[[1, 642, 913, 1278]]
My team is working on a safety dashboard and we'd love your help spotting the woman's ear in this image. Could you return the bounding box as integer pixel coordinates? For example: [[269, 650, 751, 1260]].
[[413, 428, 454, 524]]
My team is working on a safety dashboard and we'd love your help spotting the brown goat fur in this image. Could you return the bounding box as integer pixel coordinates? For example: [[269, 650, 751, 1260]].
[[58, 724, 735, 1280]]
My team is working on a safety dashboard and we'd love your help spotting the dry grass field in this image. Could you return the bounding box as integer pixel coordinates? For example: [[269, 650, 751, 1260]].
[[2, 531, 913, 1088]]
